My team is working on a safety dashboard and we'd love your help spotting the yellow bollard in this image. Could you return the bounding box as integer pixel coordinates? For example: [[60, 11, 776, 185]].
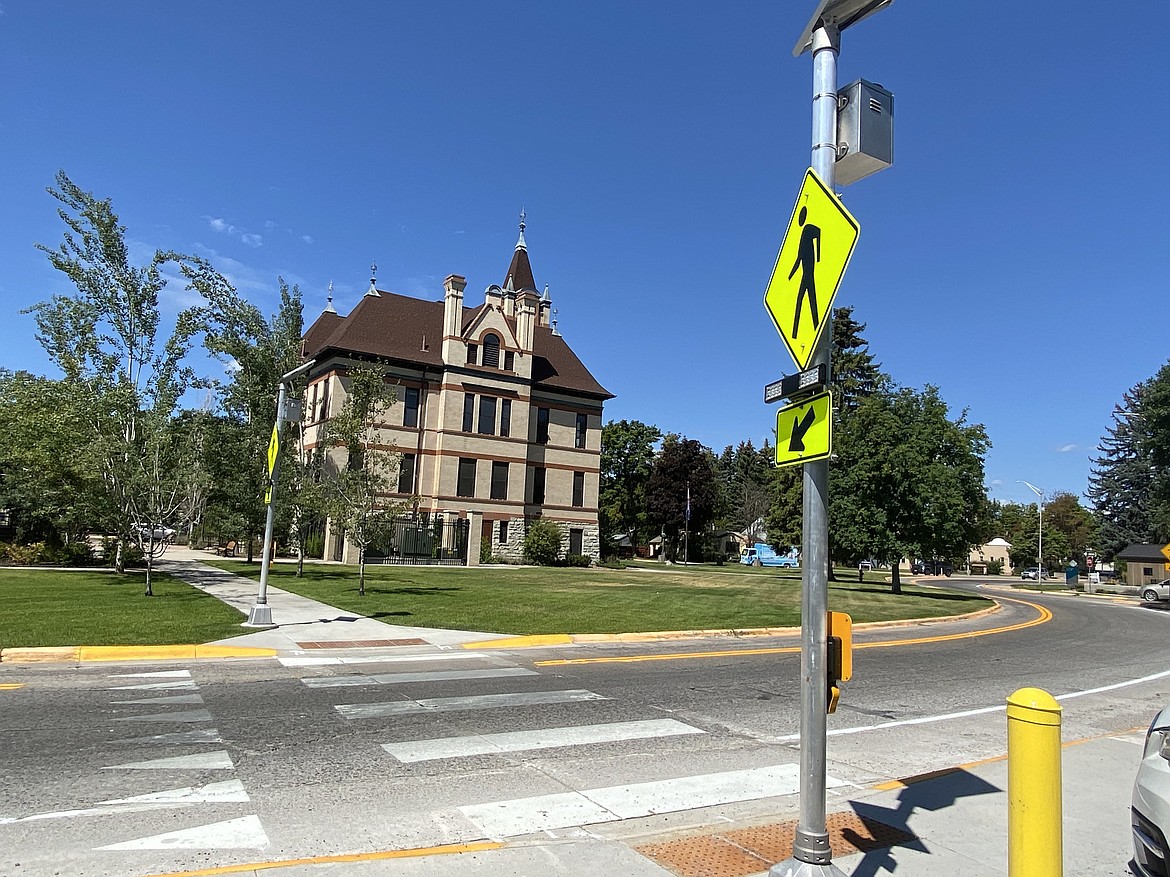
[[1007, 687, 1063, 876]]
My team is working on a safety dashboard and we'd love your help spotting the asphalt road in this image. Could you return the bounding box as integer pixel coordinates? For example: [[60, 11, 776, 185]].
[[2, 580, 1168, 877]]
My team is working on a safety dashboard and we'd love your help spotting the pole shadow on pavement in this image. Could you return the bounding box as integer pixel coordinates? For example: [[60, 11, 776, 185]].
[[844, 770, 1001, 876]]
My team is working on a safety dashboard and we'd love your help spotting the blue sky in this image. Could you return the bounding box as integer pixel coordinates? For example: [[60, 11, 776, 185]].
[[1, 2, 1167, 508]]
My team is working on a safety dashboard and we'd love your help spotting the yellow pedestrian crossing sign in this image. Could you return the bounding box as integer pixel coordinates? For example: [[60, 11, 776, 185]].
[[764, 169, 860, 370], [775, 390, 833, 468], [264, 425, 279, 505], [266, 425, 279, 476]]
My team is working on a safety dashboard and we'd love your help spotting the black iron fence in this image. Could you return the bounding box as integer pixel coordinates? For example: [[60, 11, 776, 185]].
[[365, 515, 469, 566]]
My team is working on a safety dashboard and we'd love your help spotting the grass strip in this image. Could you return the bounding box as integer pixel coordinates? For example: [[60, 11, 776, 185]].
[[206, 561, 989, 635], [0, 569, 247, 648]]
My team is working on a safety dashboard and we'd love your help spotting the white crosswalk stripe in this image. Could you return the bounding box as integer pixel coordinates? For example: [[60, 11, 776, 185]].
[[383, 718, 705, 762], [460, 764, 844, 838], [104, 751, 235, 771], [303, 667, 538, 688], [336, 689, 607, 719], [281, 652, 490, 667], [96, 815, 269, 850]]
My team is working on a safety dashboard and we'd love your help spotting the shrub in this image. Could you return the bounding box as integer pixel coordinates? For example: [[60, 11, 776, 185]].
[[48, 541, 95, 567], [523, 519, 562, 566], [302, 531, 325, 559], [562, 553, 592, 568], [480, 536, 494, 565], [5, 542, 46, 565], [987, 559, 1004, 575]]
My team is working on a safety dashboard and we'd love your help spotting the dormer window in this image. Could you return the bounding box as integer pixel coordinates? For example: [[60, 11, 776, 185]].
[[483, 334, 501, 368]]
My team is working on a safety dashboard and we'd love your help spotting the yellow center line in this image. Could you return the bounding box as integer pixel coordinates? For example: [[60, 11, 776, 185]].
[[534, 596, 1052, 667], [0, 683, 25, 690], [136, 840, 506, 877]]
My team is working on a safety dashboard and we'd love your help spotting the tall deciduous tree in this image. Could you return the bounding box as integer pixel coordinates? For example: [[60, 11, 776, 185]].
[[179, 263, 306, 561], [24, 172, 208, 582], [830, 385, 989, 593], [599, 420, 661, 550], [316, 367, 405, 595], [646, 435, 717, 562], [0, 370, 109, 545]]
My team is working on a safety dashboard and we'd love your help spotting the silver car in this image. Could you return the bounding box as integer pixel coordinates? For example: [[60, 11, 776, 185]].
[[1141, 580, 1170, 603], [1133, 708, 1170, 876]]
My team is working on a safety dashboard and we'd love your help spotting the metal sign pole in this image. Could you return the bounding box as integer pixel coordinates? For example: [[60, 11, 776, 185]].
[[772, 19, 845, 877], [246, 359, 315, 628]]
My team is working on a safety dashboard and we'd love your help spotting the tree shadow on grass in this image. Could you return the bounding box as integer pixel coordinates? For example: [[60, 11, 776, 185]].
[[362, 586, 463, 597]]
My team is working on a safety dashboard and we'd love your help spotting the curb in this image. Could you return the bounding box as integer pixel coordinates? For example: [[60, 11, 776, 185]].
[[0, 644, 277, 664], [460, 602, 1004, 650]]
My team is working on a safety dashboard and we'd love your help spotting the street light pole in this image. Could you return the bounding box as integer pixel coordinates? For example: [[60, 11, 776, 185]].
[[245, 359, 316, 628], [1020, 480, 1045, 580]]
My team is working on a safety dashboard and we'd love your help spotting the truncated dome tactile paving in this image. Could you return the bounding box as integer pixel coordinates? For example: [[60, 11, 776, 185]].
[[636, 811, 918, 877]]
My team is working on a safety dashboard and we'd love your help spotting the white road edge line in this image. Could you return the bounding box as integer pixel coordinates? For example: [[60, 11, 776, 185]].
[[770, 667, 1170, 743]]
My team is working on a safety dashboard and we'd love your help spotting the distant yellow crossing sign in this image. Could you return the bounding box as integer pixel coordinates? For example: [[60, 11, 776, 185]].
[[264, 424, 279, 505], [764, 169, 860, 370], [775, 391, 833, 468]]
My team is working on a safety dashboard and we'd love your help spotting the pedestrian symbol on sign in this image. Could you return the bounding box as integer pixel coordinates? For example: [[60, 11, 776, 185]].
[[788, 205, 822, 337]]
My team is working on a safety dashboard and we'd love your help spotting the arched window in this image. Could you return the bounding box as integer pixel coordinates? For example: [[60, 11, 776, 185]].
[[483, 333, 501, 368]]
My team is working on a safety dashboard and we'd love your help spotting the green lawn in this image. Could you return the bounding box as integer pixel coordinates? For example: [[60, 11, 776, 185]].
[[207, 560, 989, 635], [0, 569, 247, 648]]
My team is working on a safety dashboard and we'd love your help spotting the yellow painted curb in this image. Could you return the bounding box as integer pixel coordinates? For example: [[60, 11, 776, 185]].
[[0, 645, 275, 663], [462, 634, 572, 649], [195, 644, 277, 659], [461, 603, 1001, 651], [0, 647, 80, 663]]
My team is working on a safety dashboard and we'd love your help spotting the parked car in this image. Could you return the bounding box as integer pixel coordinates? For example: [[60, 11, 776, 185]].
[[912, 559, 953, 576], [1132, 707, 1170, 876], [1141, 580, 1170, 603], [132, 524, 176, 543], [1020, 566, 1050, 580]]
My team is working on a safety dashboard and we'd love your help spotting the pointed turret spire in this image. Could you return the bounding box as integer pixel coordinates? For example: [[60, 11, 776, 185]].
[[516, 208, 527, 250], [503, 211, 536, 292], [324, 280, 337, 313], [365, 261, 380, 297]]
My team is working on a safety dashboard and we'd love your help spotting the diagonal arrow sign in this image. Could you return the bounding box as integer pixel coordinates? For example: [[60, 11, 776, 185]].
[[774, 391, 833, 468], [789, 408, 817, 452]]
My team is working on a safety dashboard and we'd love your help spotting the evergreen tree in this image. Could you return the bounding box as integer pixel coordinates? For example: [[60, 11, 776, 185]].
[[1087, 381, 1157, 558]]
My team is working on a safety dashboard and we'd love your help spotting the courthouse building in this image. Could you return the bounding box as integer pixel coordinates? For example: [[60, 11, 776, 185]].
[[299, 218, 612, 564]]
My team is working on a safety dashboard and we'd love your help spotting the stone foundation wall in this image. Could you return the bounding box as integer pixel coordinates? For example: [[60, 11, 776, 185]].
[[490, 517, 600, 565]]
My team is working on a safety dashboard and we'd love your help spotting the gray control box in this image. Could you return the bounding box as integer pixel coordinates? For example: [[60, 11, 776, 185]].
[[836, 79, 894, 185]]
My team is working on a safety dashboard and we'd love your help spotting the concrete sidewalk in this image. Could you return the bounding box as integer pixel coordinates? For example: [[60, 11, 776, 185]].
[[156, 550, 511, 654]]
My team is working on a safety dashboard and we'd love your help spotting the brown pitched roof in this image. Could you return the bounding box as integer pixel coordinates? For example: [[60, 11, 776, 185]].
[[504, 246, 537, 292], [302, 289, 612, 400], [301, 311, 344, 360]]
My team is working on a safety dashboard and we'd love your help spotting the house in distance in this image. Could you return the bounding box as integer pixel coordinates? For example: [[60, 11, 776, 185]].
[[300, 216, 612, 565]]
